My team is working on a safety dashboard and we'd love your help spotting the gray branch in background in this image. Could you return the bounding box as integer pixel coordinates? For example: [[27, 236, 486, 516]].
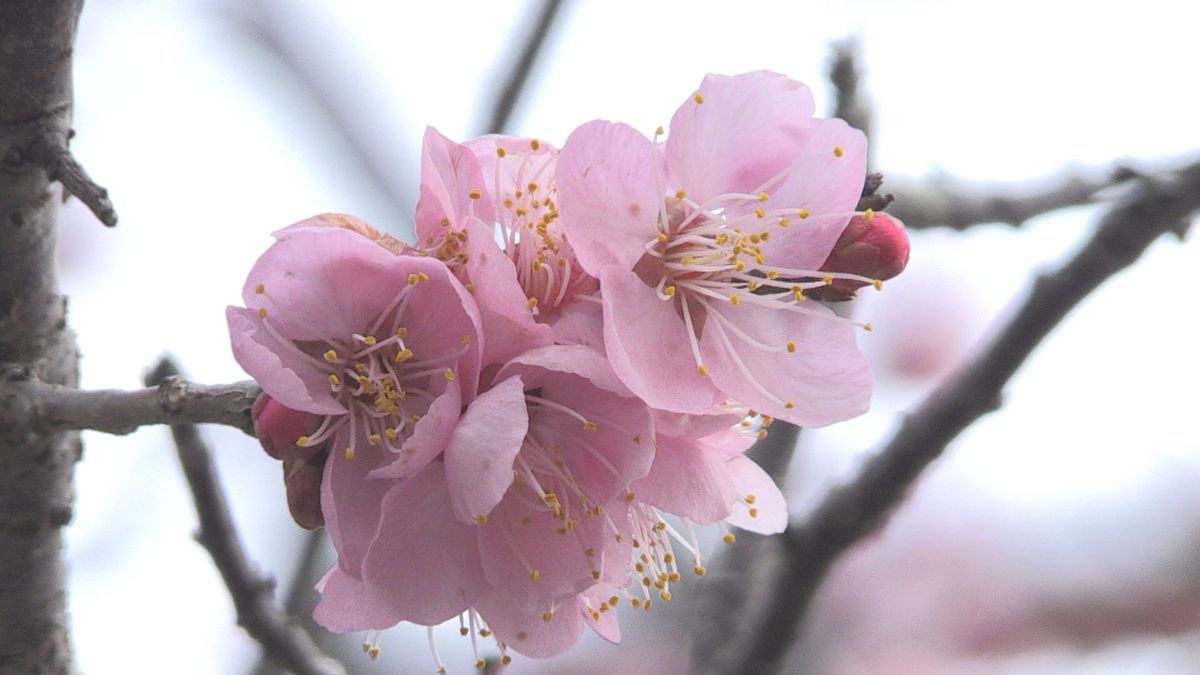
[[699, 160, 1200, 675], [482, 0, 567, 135], [145, 358, 345, 675], [0, 366, 258, 436]]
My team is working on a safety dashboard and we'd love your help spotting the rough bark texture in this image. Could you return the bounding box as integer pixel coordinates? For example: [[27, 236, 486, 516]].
[[0, 2, 84, 673]]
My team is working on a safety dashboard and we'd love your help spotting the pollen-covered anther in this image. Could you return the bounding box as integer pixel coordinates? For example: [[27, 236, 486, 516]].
[[395, 348, 413, 363], [501, 655, 512, 665], [527, 296, 539, 309], [655, 125, 665, 136], [496, 147, 507, 158], [443, 369, 456, 382], [368, 433, 382, 445], [723, 532, 736, 544], [798, 208, 811, 219], [344, 448, 355, 460], [257, 308, 267, 319], [468, 188, 482, 200], [660, 590, 673, 602], [530, 139, 541, 150], [254, 283, 265, 294], [583, 421, 597, 432], [697, 364, 709, 376], [624, 491, 637, 502], [474, 514, 488, 525], [786, 341, 797, 353], [369, 647, 381, 659], [823, 274, 835, 284], [834, 145, 845, 157], [542, 611, 554, 623], [784, 401, 795, 409], [295, 436, 310, 447], [754, 207, 766, 219], [745, 494, 757, 505], [475, 658, 486, 671], [729, 294, 740, 305], [864, 322, 874, 332], [873, 279, 884, 291], [693, 92, 704, 104]]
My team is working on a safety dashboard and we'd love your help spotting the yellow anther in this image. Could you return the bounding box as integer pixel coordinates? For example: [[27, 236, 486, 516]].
[[591, 570, 601, 581], [496, 147, 507, 157], [254, 283, 264, 294], [833, 145, 845, 157], [641, 577, 651, 586], [530, 139, 541, 150], [362, 335, 377, 346], [864, 322, 874, 332], [608, 595, 619, 607], [664, 286, 676, 298], [778, 217, 791, 228], [396, 327, 408, 338], [465, 282, 476, 293], [675, 190, 686, 200], [585, 547, 596, 558], [542, 611, 553, 623], [660, 591, 673, 602], [729, 294, 740, 305], [443, 369, 456, 382], [644, 599, 654, 611], [369, 647, 380, 659], [863, 208, 875, 221], [503, 197, 513, 209], [631, 598, 642, 608], [624, 491, 637, 502], [257, 307, 268, 319], [745, 494, 757, 504], [754, 207, 766, 219], [798, 208, 811, 219], [663, 553, 674, 564], [694, 565, 707, 576], [385, 427, 399, 440], [324, 349, 338, 361], [757, 430, 768, 439], [655, 125, 665, 136], [394, 348, 413, 363], [632, 434, 642, 444], [328, 374, 341, 386], [344, 448, 355, 460], [418, 272, 429, 282], [407, 273, 420, 285], [475, 514, 488, 525], [440, 217, 451, 227], [363, 641, 372, 652], [295, 436, 310, 447], [501, 656, 512, 666], [823, 274, 835, 284], [873, 279, 884, 291], [793, 289, 806, 302], [784, 401, 795, 409], [786, 340, 797, 353], [461, 334, 471, 346], [723, 532, 736, 544], [368, 433, 382, 445], [749, 507, 760, 518], [583, 421, 597, 432], [735, 260, 746, 271], [475, 658, 486, 671], [760, 231, 771, 241], [693, 93, 704, 104], [527, 296, 539, 308], [698, 364, 709, 376], [766, 271, 779, 281]]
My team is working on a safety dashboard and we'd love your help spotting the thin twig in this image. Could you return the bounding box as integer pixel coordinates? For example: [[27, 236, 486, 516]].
[[146, 358, 345, 675], [702, 160, 1200, 675], [886, 168, 1140, 230], [0, 363, 257, 435], [28, 130, 118, 226], [252, 531, 333, 675], [482, 0, 566, 134], [829, 38, 871, 159]]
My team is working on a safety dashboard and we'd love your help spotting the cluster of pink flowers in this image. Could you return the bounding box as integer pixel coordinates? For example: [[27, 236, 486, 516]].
[[228, 71, 908, 669]]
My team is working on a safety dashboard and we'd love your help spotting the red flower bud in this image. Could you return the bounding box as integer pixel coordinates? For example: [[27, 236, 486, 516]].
[[252, 394, 323, 460], [283, 454, 327, 530], [808, 211, 910, 302]]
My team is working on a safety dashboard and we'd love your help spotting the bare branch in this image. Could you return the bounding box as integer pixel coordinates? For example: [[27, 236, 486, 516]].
[[829, 38, 871, 153], [482, 0, 567, 134], [146, 358, 345, 675], [29, 130, 117, 227], [0, 364, 257, 436], [701, 160, 1200, 675], [887, 168, 1139, 230]]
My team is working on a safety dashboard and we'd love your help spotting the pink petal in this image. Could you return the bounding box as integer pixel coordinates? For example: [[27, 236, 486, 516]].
[[415, 126, 494, 240], [499, 343, 629, 398], [445, 375, 529, 524], [630, 433, 737, 525], [759, 117, 869, 270], [321, 427, 390, 577], [475, 591, 586, 659], [557, 120, 664, 275], [462, 223, 556, 368], [665, 71, 816, 203], [698, 298, 872, 427], [394, 256, 485, 401], [723, 456, 788, 534], [547, 296, 605, 351], [600, 266, 722, 412], [313, 565, 402, 632], [361, 462, 489, 624], [369, 378, 462, 481], [240, 226, 417, 343], [227, 306, 343, 415], [652, 409, 743, 440], [465, 134, 557, 202], [580, 585, 622, 644]]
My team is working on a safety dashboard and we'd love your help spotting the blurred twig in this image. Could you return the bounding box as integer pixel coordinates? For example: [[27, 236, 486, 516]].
[[482, 0, 567, 134], [146, 358, 345, 675], [829, 38, 871, 164], [0, 365, 258, 435], [699, 159, 1200, 675]]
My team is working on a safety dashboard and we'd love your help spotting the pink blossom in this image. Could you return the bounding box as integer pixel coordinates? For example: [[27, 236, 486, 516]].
[[227, 215, 484, 577], [557, 71, 876, 426]]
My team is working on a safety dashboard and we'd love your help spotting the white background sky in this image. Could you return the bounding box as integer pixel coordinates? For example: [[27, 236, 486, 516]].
[[61, 1, 1198, 673]]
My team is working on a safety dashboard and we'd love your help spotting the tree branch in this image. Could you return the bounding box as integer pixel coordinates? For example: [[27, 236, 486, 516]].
[[482, 0, 566, 134], [145, 358, 345, 675], [29, 130, 116, 227], [0, 364, 257, 436], [886, 167, 1140, 230], [703, 160, 1200, 675]]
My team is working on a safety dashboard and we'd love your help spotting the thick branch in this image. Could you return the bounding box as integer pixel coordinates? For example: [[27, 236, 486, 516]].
[[0, 365, 257, 435], [28, 131, 116, 226], [145, 359, 344, 675], [707, 161, 1200, 675], [483, 0, 566, 134]]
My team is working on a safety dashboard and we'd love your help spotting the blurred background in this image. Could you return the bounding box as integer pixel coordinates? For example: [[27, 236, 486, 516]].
[[61, 0, 1199, 673]]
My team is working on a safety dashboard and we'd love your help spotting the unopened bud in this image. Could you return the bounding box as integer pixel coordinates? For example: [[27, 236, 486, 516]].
[[807, 211, 909, 302], [283, 454, 328, 530], [251, 394, 323, 460]]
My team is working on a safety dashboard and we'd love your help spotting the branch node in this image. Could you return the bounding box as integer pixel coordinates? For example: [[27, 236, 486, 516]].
[[29, 131, 118, 227]]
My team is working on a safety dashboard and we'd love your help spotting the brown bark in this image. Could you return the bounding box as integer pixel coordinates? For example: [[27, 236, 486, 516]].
[[0, 1, 84, 673]]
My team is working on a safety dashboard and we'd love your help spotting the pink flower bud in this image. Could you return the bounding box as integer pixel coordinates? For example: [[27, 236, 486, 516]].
[[283, 454, 327, 530], [251, 393, 323, 461], [808, 211, 910, 302]]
